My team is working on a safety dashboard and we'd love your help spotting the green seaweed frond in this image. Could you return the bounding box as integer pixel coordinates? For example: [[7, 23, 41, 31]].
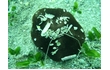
[[82, 42, 100, 58], [92, 27, 101, 39], [34, 52, 43, 62], [87, 27, 101, 41], [8, 5, 18, 26], [16, 60, 30, 68], [72, 1, 82, 14], [8, 48, 15, 55], [73, 1, 78, 10], [15, 51, 45, 68], [87, 31, 95, 41], [8, 46, 21, 56], [15, 47, 21, 56]]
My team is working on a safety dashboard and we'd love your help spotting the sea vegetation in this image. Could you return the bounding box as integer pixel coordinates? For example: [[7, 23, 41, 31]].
[[8, 46, 20, 56], [8, 1, 100, 68], [81, 27, 101, 58], [82, 42, 100, 58], [31, 8, 85, 61], [8, 47, 44, 68], [72, 0, 82, 14], [92, 27, 101, 39], [8, 3, 18, 26], [8, 26, 101, 68], [87, 27, 101, 41]]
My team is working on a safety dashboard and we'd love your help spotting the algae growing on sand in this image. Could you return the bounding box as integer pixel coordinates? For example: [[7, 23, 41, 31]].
[[8, 0, 101, 69]]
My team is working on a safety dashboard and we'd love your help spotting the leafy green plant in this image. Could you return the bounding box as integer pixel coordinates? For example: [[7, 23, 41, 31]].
[[27, 51, 44, 62], [8, 12, 17, 26], [16, 60, 30, 68], [81, 27, 101, 58], [40, 60, 44, 66], [15, 51, 45, 68], [92, 27, 101, 39], [34, 52, 42, 62], [15, 47, 21, 56], [73, 1, 78, 10], [72, 1, 82, 14], [8, 48, 15, 55], [87, 27, 101, 41], [11, 6, 16, 11], [82, 42, 100, 58], [8, 5, 18, 26], [34, 52, 44, 66], [27, 51, 35, 62], [8, 46, 21, 56], [87, 31, 95, 41]]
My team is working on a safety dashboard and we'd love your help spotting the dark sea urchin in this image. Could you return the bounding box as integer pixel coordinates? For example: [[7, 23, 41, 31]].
[[31, 8, 85, 61]]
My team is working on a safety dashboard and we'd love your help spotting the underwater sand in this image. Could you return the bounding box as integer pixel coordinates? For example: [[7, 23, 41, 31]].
[[8, 0, 101, 69]]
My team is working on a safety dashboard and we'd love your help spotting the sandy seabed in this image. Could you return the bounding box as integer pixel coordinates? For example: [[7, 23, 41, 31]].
[[8, 0, 101, 69]]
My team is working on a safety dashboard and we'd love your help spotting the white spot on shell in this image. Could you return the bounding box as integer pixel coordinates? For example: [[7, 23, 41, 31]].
[[41, 22, 51, 36], [55, 16, 69, 24], [68, 24, 73, 31], [49, 43, 54, 46], [56, 28, 60, 34], [59, 17, 69, 21], [51, 49, 58, 55], [45, 13, 55, 19], [34, 38, 37, 41], [55, 19, 59, 24], [55, 40, 61, 46], [37, 15, 47, 22], [80, 28, 84, 32], [69, 30, 73, 35], [59, 21, 62, 23], [61, 54, 76, 61], [73, 26, 78, 30], [57, 42, 61, 46], [44, 9, 46, 12], [36, 25, 42, 31], [63, 9, 66, 12], [53, 47, 57, 49], [64, 21, 67, 24]]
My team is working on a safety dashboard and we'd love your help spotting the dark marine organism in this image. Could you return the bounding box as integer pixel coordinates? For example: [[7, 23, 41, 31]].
[[31, 8, 85, 61]]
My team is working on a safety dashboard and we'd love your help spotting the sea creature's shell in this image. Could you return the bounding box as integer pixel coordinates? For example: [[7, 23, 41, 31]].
[[31, 8, 85, 61]]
